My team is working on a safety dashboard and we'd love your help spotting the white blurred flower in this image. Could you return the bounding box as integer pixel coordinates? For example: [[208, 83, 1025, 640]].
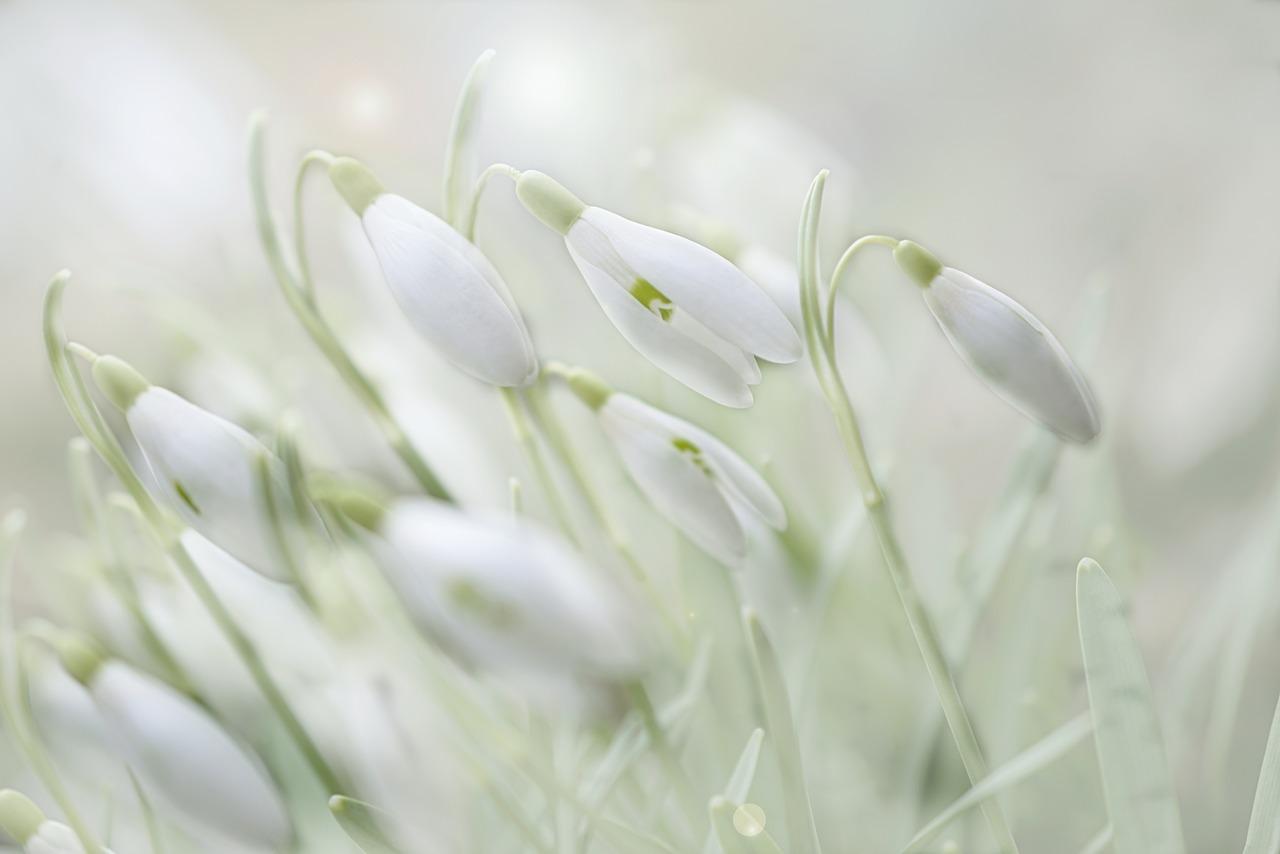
[[565, 369, 785, 564], [0, 790, 115, 854], [894, 241, 1100, 443], [338, 496, 643, 683], [330, 157, 538, 388], [516, 171, 801, 407], [92, 355, 292, 580], [58, 647, 292, 850]]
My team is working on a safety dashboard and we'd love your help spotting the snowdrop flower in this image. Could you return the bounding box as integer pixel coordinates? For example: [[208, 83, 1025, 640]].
[[515, 170, 802, 407], [91, 354, 292, 580], [0, 789, 114, 854], [328, 493, 643, 682], [561, 367, 786, 564], [52, 634, 293, 849], [330, 157, 537, 387], [894, 241, 1100, 443]]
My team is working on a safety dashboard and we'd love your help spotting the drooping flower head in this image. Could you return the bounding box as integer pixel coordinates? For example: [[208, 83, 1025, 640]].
[[516, 171, 802, 407], [330, 157, 538, 387], [91, 355, 293, 580], [326, 492, 645, 685], [893, 241, 1101, 443], [51, 634, 292, 849], [0, 789, 115, 854], [561, 367, 786, 564]]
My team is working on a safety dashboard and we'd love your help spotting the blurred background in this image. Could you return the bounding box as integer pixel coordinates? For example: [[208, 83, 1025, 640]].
[[3, 0, 1280, 851]]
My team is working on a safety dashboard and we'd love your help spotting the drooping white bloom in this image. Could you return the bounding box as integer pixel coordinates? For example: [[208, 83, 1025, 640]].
[[330, 157, 537, 388], [894, 241, 1100, 443], [565, 369, 786, 564], [92, 355, 292, 580], [339, 495, 643, 681], [55, 642, 292, 850], [516, 171, 802, 407], [0, 790, 115, 854]]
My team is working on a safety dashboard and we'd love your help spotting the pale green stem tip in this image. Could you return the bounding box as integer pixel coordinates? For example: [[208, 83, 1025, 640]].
[[564, 367, 613, 410], [310, 480, 388, 532], [0, 789, 45, 843], [329, 157, 385, 215], [893, 240, 943, 287], [52, 630, 107, 686], [515, 171, 585, 235], [91, 355, 151, 412]]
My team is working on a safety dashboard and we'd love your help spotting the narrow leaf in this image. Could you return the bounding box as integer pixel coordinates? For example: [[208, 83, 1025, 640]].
[[902, 713, 1092, 851], [703, 728, 766, 854], [1076, 558, 1185, 854]]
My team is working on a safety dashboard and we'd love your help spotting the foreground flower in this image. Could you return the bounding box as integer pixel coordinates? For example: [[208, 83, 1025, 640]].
[[330, 157, 537, 387], [91, 355, 292, 580], [52, 634, 293, 848], [515, 171, 801, 407], [893, 241, 1100, 443], [326, 492, 644, 683], [561, 367, 785, 563], [0, 789, 114, 854]]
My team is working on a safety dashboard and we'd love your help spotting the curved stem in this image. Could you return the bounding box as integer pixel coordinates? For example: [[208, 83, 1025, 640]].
[[463, 162, 521, 242], [249, 115, 453, 501], [293, 149, 337, 299], [442, 49, 497, 227], [796, 174, 1019, 854], [822, 234, 898, 352], [499, 388, 579, 544]]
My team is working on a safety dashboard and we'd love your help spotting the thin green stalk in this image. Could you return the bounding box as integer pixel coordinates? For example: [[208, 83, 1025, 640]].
[[463, 162, 521, 242], [442, 49, 497, 227], [254, 452, 317, 610], [796, 172, 1018, 854], [248, 115, 452, 501], [626, 682, 701, 840], [500, 388, 580, 544]]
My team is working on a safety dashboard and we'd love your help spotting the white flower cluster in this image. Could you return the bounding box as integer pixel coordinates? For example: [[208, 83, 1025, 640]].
[[3, 50, 1112, 854]]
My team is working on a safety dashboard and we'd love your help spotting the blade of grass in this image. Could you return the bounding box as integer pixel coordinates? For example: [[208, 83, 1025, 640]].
[[702, 729, 766, 854], [1076, 558, 1185, 854], [902, 713, 1092, 851]]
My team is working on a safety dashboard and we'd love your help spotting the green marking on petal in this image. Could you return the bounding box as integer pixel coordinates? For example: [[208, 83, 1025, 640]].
[[673, 437, 713, 477], [446, 578, 519, 629], [630, 279, 675, 322], [173, 480, 202, 515]]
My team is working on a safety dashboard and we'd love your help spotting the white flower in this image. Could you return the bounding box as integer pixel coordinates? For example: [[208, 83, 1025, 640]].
[[340, 496, 643, 682], [894, 241, 1100, 443], [330, 157, 537, 388], [516, 171, 802, 407], [60, 648, 292, 850], [0, 791, 115, 854], [92, 355, 292, 580], [565, 369, 786, 564]]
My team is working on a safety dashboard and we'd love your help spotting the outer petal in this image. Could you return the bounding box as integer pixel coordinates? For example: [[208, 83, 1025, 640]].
[[605, 394, 784, 530], [376, 500, 640, 677], [566, 219, 753, 407], [126, 388, 289, 580], [924, 268, 1100, 443], [585, 207, 802, 364], [599, 395, 745, 563], [91, 662, 292, 848], [27, 822, 114, 854], [363, 194, 537, 387]]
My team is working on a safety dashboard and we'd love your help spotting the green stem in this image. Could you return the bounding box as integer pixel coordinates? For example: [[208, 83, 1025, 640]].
[[442, 49, 497, 227], [822, 233, 899, 354], [499, 388, 580, 544], [463, 162, 521, 242], [796, 173, 1018, 854], [627, 682, 701, 840], [248, 115, 453, 502], [254, 452, 317, 610]]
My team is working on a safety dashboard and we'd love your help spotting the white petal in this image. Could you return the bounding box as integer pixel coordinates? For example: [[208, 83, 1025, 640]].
[[924, 269, 1100, 443], [584, 207, 802, 364], [566, 219, 753, 407], [605, 394, 784, 530], [363, 195, 537, 387], [127, 388, 289, 580], [599, 395, 745, 563], [736, 245, 804, 334], [28, 822, 113, 854], [91, 662, 292, 848], [376, 500, 640, 677]]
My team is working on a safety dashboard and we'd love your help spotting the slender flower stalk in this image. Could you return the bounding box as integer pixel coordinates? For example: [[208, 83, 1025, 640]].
[[249, 116, 454, 501], [796, 172, 1019, 853]]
